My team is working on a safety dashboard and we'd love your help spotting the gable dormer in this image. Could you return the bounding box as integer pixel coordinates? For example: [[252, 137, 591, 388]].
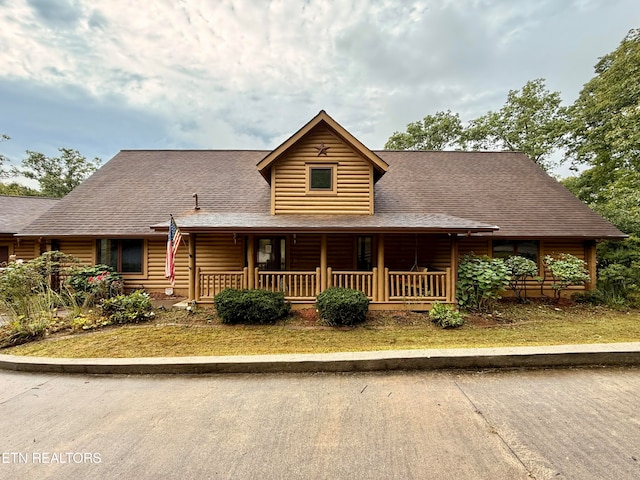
[[257, 111, 388, 215]]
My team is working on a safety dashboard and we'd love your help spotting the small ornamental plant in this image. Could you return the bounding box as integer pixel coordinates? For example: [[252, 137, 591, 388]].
[[429, 302, 464, 329]]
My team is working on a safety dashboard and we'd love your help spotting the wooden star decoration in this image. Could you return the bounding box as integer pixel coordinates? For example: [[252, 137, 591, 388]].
[[315, 143, 330, 156]]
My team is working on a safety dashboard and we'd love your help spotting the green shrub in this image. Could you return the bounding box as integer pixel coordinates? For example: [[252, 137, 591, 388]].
[[543, 254, 590, 299], [214, 289, 291, 324], [0, 315, 50, 348], [315, 287, 369, 326], [0, 252, 79, 347], [66, 264, 123, 306], [99, 290, 154, 324], [504, 256, 539, 302], [429, 302, 464, 328], [457, 254, 510, 312]]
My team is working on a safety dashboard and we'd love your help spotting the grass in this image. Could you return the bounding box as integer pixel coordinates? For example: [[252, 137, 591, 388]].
[[3, 301, 640, 358]]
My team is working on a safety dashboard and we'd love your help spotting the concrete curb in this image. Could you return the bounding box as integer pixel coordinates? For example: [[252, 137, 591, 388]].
[[2, 343, 640, 375]]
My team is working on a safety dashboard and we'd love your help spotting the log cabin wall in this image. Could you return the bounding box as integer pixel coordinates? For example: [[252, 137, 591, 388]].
[[272, 125, 374, 215]]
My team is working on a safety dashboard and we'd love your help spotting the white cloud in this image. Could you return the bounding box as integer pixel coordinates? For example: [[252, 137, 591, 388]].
[[0, 0, 638, 170]]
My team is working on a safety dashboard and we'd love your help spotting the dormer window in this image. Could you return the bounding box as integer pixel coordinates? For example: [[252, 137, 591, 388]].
[[307, 163, 337, 194]]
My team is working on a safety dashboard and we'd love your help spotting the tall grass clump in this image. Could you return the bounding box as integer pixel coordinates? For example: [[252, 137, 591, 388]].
[[0, 251, 79, 347]]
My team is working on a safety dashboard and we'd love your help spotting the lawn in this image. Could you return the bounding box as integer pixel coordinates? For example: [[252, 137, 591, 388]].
[[3, 301, 640, 358]]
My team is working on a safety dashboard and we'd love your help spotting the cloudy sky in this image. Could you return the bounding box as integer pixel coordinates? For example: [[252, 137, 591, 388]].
[[1, 0, 639, 178]]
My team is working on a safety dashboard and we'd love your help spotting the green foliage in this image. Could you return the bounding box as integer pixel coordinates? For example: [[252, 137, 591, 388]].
[[429, 302, 464, 329], [0, 182, 42, 196], [99, 290, 154, 325], [594, 236, 640, 306], [0, 314, 50, 348], [0, 133, 9, 176], [564, 28, 640, 176], [214, 289, 291, 324], [315, 287, 369, 326], [66, 264, 123, 306], [12, 148, 101, 197], [543, 254, 590, 298], [456, 254, 510, 312], [462, 79, 568, 170], [385, 79, 567, 171], [504, 256, 538, 302], [385, 110, 463, 150], [0, 251, 79, 348]]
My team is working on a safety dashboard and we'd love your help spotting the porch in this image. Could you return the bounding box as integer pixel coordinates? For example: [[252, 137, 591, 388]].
[[184, 232, 460, 311], [195, 266, 454, 310]]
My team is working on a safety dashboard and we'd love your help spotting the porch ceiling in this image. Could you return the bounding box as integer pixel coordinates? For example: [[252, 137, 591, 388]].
[[152, 212, 499, 233]]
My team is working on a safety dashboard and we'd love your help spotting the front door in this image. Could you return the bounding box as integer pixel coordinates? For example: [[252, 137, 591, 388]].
[[256, 237, 286, 270]]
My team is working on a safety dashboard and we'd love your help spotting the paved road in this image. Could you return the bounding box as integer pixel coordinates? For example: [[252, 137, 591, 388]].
[[1, 367, 639, 479]]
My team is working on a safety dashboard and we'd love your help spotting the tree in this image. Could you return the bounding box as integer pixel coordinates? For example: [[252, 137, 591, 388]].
[[0, 133, 9, 176], [13, 148, 101, 198], [385, 79, 568, 171], [462, 79, 568, 170], [385, 110, 463, 150], [564, 28, 640, 180], [0, 182, 42, 197]]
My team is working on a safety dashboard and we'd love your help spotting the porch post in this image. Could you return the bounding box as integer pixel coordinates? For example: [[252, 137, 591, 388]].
[[188, 233, 196, 301], [585, 240, 597, 291], [377, 233, 385, 301], [320, 234, 328, 291], [449, 234, 458, 303], [247, 234, 255, 289]]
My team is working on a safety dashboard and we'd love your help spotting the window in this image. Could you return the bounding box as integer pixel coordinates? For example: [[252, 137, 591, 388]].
[[307, 163, 337, 194], [310, 167, 332, 190], [493, 240, 539, 263], [357, 236, 372, 270], [256, 237, 286, 271], [96, 239, 144, 274]]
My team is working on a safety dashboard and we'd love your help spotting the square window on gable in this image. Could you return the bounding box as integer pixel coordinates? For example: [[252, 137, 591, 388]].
[[307, 163, 337, 194]]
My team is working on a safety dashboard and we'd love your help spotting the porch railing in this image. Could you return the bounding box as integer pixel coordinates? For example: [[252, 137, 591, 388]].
[[386, 268, 452, 302], [256, 268, 321, 300], [198, 268, 248, 299], [327, 267, 377, 300], [196, 266, 453, 303]]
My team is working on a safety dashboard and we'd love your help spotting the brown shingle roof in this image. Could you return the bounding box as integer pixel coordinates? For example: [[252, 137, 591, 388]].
[[375, 151, 625, 238], [0, 195, 59, 234], [18, 149, 624, 239]]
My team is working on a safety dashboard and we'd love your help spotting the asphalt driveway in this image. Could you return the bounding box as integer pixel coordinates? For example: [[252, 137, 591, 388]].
[[1, 367, 639, 479]]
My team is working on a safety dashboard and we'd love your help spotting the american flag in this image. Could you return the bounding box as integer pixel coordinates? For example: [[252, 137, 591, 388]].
[[165, 216, 183, 286]]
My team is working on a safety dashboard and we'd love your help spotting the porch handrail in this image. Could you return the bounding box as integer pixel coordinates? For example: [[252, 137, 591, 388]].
[[198, 268, 248, 299], [385, 268, 451, 302], [327, 268, 377, 300], [256, 268, 321, 300]]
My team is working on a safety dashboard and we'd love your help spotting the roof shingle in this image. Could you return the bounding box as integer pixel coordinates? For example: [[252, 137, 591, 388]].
[[18, 149, 624, 239]]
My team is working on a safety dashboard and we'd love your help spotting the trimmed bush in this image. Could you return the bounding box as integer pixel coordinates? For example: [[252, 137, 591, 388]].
[[315, 287, 369, 326], [214, 289, 291, 324], [99, 290, 154, 324], [429, 302, 464, 329]]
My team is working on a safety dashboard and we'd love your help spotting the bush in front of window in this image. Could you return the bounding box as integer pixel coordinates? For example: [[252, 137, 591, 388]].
[[315, 287, 369, 326], [66, 264, 123, 306], [542, 253, 590, 299], [457, 254, 510, 312], [505, 256, 539, 302], [214, 289, 291, 324], [429, 302, 465, 329]]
